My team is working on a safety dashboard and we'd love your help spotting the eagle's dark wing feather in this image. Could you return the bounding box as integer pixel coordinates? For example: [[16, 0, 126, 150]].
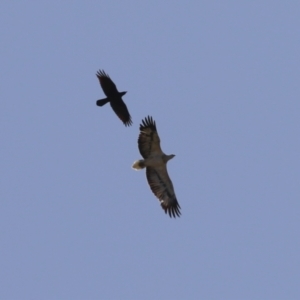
[[146, 166, 181, 218], [110, 100, 133, 127], [138, 116, 162, 158], [96, 70, 118, 97]]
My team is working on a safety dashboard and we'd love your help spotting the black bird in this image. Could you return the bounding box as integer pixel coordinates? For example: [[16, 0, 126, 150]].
[[96, 70, 132, 126]]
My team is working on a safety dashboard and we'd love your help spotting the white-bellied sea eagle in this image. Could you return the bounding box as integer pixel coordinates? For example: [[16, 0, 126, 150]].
[[132, 116, 181, 218]]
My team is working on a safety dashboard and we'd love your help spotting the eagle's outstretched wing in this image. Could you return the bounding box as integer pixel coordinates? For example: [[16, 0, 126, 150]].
[[138, 116, 162, 158], [96, 70, 118, 97], [146, 166, 181, 218]]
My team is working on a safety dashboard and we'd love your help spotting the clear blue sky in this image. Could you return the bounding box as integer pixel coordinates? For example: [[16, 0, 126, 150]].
[[1, 1, 299, 299]]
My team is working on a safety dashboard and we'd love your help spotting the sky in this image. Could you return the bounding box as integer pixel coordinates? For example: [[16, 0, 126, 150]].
[[1, 1, 300, 299]]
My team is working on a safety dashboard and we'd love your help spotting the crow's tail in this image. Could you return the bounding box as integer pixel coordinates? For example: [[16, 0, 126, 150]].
[[96, 98, 110, 106]]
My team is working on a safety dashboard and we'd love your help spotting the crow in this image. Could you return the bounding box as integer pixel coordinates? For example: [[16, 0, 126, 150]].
[[96, 70, 132, 126]]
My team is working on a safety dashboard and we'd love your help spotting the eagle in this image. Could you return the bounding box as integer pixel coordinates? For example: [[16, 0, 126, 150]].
[[132, 116, 181, 218], [96, 70, 132, 126]]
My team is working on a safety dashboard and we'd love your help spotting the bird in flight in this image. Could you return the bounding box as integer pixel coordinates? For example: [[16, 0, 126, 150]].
[[96, 70, 132, 126], [132, 116, 181, 218]]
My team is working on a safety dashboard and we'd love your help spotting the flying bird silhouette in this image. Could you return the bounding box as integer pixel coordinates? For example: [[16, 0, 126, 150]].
[[96, 70, 132, 126], [132, 116, 181, 218]]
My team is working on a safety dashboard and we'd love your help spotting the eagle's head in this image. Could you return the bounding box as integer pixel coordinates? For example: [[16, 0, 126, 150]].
[[164, 154, 175, 163]]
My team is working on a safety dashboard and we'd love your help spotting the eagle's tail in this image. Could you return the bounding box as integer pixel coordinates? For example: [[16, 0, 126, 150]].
[[132, 160, 145, 170], [96, 98, 110, 106]]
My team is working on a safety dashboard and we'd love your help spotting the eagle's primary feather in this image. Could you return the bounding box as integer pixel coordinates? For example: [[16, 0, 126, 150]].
[[132, 116, 181, 218]]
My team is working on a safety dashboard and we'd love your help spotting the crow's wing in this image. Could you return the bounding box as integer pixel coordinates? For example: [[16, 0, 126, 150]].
[[96, 70, 118, 97], [110, 99, 133, 127]]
